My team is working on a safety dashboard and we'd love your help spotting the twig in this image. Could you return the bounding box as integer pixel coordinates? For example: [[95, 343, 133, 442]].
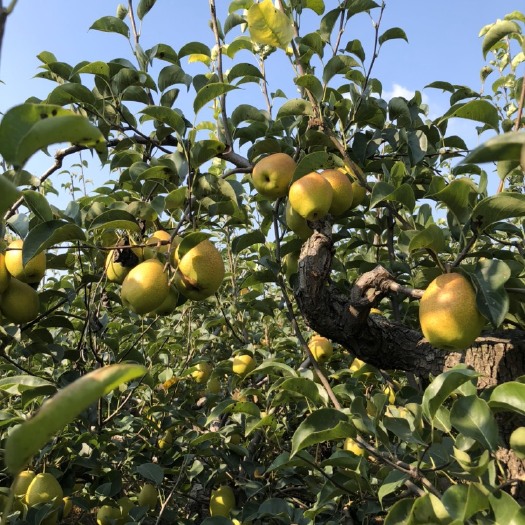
[[450, 222, 479, 268]]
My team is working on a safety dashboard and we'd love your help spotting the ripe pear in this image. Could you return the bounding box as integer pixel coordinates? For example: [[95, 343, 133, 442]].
[[349, 180, 366, 208], [308, 335, 333, 363], [0, 253, 10, 293], [191, 362, 213, 383], [137, 483, 158, 509], [251, 152, 296, 199], [145, 229, 172, 255], [25, 472, 63, 508], [209, 485, 235, 517], [288, 172, 333, 221], [509, 427, 525, 459], [12, 469, 36, 497], [320, 169, 354, 217], [283, 251, 300, 281], [174, 239, 225, 301], [285, 200, 313, 239], [232, 354, 256, 376], [419, 273, 485, 350], [105, 250, 131, 284], [5, 239, 46, 284], [121, 259, 170, 315], [1, 277, 40, 324], [343, 437, 366, 456], [96, 504, 121, 525]]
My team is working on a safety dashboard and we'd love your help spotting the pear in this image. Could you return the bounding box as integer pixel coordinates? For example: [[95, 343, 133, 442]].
[[5, 239, 46, 284], [209, 485, 235, 517], [0, 253, 10, 293], [285, 200, 313, 239], [320, 169, 354, 216], [174, 239, 225, 301], [419, 273, 485, 350], [96, 504, 121, 525], [251, 152, 296, 199], [191, 362, 213, 383], [308, 335, 333, 363], [232, 354, 256, 376], [25, 472, 63, 508], [1, 278, 40, 324], [12, 469, 36, 497], [121, 259, 170, 315], [137, 483, 158, 509], [288, 172, 333, 221]]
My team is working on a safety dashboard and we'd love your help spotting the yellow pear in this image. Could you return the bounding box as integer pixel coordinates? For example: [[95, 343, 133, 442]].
[[121, 259, 170, 315], [152, 285, 179, 315], [251, 152, 296, 199], [419, 273, 485, 349], [285, 200, 313, 239], [96, 504, 121, 525], [283, 251, 300, 281], [137, 483, 158, 509], [12, 469, 36, 497], [25, 473, 63, 507], [383, 385, 396, 404], [174, 239, 225, 301], [1, 277, 40, 324], [145, 229, 172, 254], [0, 253, 10, 293], [288, 172, 333, 221], [191, 362, 213, 384], [5, 239, 46, 284], [349, 180, 366, 208], [509, 427, 525, 459], [320, 169, 354, 217], [104, 250, 132, 284], [308, 335, 333, 363], [209, 485, 235, 517], [232, 354, 257, 376], [343, 437, 366, 457]]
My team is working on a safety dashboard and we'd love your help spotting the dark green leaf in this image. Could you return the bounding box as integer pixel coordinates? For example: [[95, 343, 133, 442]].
[[193, 83, 239, 114], [408, 224, 446, 254], [379, 27, 408, 46], [89, 16, 130, 38], [0, 175, 21, 216], [140, 105, 186, 135], [322, 55, 360, 84], [88, 210, 140, 233], [276, 98, 314, 120], [137, 0, 156, 20], [370, 182, 415, 211], [231, 230, 266, 254], [135, 463, 164, 485], [158, 65, 192, 91], [439, 100, 499, 131], [428, 177, 478, 223], [378, 470, 408, 505], [472, 192, 525, 231], [23, 190, 53, 222]]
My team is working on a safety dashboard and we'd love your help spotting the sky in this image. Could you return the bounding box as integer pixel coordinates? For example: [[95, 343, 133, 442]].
[[0, 1, 523, 200]]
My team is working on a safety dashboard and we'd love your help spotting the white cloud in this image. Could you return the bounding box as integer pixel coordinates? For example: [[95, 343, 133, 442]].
[[382, 83, 429, 106]]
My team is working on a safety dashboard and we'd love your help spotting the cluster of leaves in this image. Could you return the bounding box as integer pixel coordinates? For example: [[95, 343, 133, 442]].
[[0, 1, 525, 524]]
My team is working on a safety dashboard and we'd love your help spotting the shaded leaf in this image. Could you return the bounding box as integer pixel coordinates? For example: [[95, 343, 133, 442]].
[[439, 99, 499, 131], [0, 175, 21, 216], [472, 192, 525, 231], [428, 177, 478, 223], [442, 484, 489, 521], [482, 20, 520, 58], [463, 131, 525, 164], [135, 463, 164, 485], [140, 105, 186, 135], [137, 0, 156, 20], [379, 27, 408, 46], [408, 224, 446, 254], [231, 230, 266, 254], [193, 83, 239, 114], [276, 98, 314, 120], [89, 16, 130, 38], [23, 190, 53, 223]]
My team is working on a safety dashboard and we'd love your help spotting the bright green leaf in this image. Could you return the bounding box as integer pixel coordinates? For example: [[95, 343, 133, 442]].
[[489, 381, 525, 416], [193, 82, 239, 115], [439, 99, 499, 131], [482, 20, 520, 58], [247, 0, 294, 49]]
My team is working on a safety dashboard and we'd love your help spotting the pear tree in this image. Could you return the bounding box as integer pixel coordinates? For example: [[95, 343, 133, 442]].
[[1, 1, 525, 524]]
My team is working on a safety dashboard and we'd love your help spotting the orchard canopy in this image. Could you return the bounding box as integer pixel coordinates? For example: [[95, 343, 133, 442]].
[[1, 1, 525, 524]]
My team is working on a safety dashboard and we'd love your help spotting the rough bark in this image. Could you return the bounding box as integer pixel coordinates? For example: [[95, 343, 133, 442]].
[[294, 221, 525, 494]]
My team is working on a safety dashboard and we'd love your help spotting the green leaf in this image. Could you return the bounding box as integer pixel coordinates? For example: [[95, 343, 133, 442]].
[[428, 177, 478, 223], [23, 190, 53, 222], [137, 0, 156, 20], [190, 140, 226, 167], [482, 20, 520, 58], [322, 55, 360, 84], [463, 131, 525, 164], [472, 192, 525, 231], [247, 0, 294, 49], [442, 484, 489, 521], [379, 27, 408, 46], [384, 498, 414, 525], [193, 82, 239, 115], [276, 377, 329, 407], [276, 98, 314, 120], [0, 104, 105, 168], [0, 175, 21, 216], [293, 152, 343, 180], [378, 470, 408, 505], [291, 408, 354, 456], [346, 0, 379, 17], [305, 0, 325, 15], [489, 490, 522, 523], [23, 220, 86, 265], [5, 364, 146, 474], [439, 99, 499, 131], [408, 224, 446, 254], [88, 210, 140, 233], [179, 41, 211, 59], [295, 75, 324, 101], [469, 259, 510, 328], [231, 230, 266, 254], [489, 381, 525, 416], [89, 16, 130, 38], [370, 182, 415, 211], [422, 366, 478, 421], [75, 61, 110, 78], [250, 359, 298, 378], [158, 65, 192, 91], [0, 375, 54, 395], [135, 462, 164, 485], [165, 188, 187, 210], [46, 84, 96, 106], [450, 395, 499, 450], [140, 105, 186, 135]]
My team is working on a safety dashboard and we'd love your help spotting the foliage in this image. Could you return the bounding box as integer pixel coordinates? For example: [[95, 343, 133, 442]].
[[0, 2, 524, 524]]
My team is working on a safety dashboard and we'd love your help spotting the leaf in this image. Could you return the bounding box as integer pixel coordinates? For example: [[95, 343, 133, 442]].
[[193, 82, 239, 115], [0, 104, 105, 168], [290, 408, 354, 456], [378, 470, 408, 505], [276, 98, 314, 120], [305, 0, 325, 15], [422, 366, 478, 421], [247, 0, 294, 49], [137, 0, 156, 20], [158, 65, 192, 91], [489, 381, 525, 416], [140, 105, 186, 135], [384, 498, 414, 525], [469, 259, 510, 327], [89, 16, 130, 38], [442, 484, 489, 521], [0, 175, 20, 216], [190, 140, 226, 167], [23, 190, 53, 222], [379, 27, 408, 46], [472, 192, 525, 231], [176, 232, 210, 260], [463, 131, 525, 163], [482, 20, 520, 58], [276, 377, 329, 407], [408, 224, 446, 254], [5, 363, 146, 474], [438, 99, 499, 131], [370, 182, 415, 211], [88, 210, 140, 233], [23, 220, 86, 265], [428, 177, 478, 223], [231, 230, 266, 254], [0, 375, 54, 395], [489, 490, 522, 523], [249, 359, 298, 378], [295, 75, 324, 101], [450, 395, 499, 450], [346, 0, 379, 17], [322, 55, 360, 84], [75, 61, 110, 78], [135, 463, 164, 485], [293, 152, 343, 180]]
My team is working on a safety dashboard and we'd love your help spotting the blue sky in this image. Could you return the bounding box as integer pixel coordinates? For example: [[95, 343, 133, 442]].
[[0, 1, 522, 197]]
